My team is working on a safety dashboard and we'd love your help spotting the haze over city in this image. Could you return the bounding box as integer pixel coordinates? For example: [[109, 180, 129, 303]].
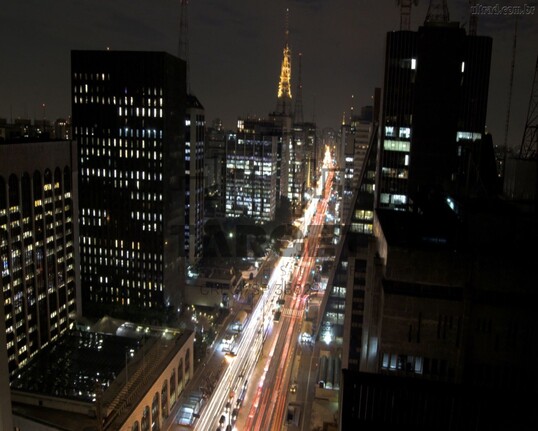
[[1, 1, 537, 431], [1, 0, 537, 143]]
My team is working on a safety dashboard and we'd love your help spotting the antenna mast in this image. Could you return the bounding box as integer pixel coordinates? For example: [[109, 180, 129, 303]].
[[519, 56, 538, 159], [468, 0, 478, 35], [396, 0, 419, 31], [178, 0, 191, 93], [504, 16, 518, 150], [294, 53, 304, 124], [425, 0, 449, 24]]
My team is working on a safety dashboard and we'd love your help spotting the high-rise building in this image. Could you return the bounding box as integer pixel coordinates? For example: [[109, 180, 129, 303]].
[[338, 104, 375, 224], [72, 50, 186, 314], [377, 24, 491, 211], [0, 311, 12, 430], [185, 95, 204, 267], [178, 0, 205, 268], [333, 15, 492, 374], [204, 119, 227, 218], [0, 139, 79, 378], [226, 119, 278, 222], [318, 12, 536, 431]]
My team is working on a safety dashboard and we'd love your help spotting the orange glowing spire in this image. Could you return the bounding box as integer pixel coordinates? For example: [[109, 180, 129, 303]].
[[276, 8, 292, 115]]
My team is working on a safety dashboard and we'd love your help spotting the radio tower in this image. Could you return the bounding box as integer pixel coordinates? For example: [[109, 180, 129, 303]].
[[276, 8, 292, 116], [425, 0, 449, 24], [504, 17, 518, 151], [294, 52, 304, 124], [397, 0, 419, 31], [178, 0, 190, 93], [519, 56, 538, 159], [468, 0, 478, 35]]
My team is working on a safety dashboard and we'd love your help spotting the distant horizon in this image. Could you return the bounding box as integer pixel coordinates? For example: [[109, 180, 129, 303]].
[[1, 1, 536, 145]]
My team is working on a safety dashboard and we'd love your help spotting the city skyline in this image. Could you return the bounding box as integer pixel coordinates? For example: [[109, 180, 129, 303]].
[[1, 0, 537, 149]]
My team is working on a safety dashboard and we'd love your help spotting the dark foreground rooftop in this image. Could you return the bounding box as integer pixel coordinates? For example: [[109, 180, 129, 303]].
[[11, 330, 142, 402]]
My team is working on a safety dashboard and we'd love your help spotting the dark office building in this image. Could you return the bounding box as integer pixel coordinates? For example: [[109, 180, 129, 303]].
[[377, 24, 491, 211], [204, 119, 227, 218], [72, 50, 186, 314], [185, 95, 204, 267], [318, 12, 538, 431]]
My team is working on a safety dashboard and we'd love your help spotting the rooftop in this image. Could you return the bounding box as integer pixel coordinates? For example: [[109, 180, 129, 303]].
[[10, 330, 142, 403]]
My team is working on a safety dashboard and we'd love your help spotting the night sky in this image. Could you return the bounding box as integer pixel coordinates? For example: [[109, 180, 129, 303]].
[[1, 0, 537, 149]]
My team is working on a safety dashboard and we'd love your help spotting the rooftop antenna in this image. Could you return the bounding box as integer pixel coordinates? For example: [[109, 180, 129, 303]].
[[396, 0, 419, 31], [425, 0, 449, 24], [178, 0, 191, 94], [294, 52, 304, 124], [519, 55, 538, 159], [468, 0, 478, 35], [504, 16, 518, 150]]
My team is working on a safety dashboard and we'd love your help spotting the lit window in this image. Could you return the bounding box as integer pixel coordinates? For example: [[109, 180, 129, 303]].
[[399, 127, 411, 139], [390, 354, 397, 370], [384, 126, 395, 137]]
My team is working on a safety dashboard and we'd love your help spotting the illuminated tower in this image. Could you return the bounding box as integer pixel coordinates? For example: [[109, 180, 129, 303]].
[[276, 8, 292, 116]]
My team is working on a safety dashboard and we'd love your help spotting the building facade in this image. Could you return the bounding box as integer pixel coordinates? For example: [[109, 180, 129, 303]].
[[0, 139, 79, 378], [185, 95, 204, 267], [226, 119, 278, 222], [204, 119, 227, 218], [72, 50, 186, 313], [377, 25, 491, 211]]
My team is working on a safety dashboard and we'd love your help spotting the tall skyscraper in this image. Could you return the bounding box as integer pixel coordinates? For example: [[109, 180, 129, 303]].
[[1, 139, 79, 378], [204, 119, 227, 218], [320, 12, 536, 431], [178, 0, 205, 268], [376, 24, 491, 211], [72, 50, 186, 314], [334, 15, 492, 374], [185, 95, 204, 267], [226, 119, 278, 222], [338, 105, 375, 224]]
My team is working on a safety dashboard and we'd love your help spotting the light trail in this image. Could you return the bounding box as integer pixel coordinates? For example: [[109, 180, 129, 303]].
[[245, 147, 335, 431], [194, 145, 336, 431]]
